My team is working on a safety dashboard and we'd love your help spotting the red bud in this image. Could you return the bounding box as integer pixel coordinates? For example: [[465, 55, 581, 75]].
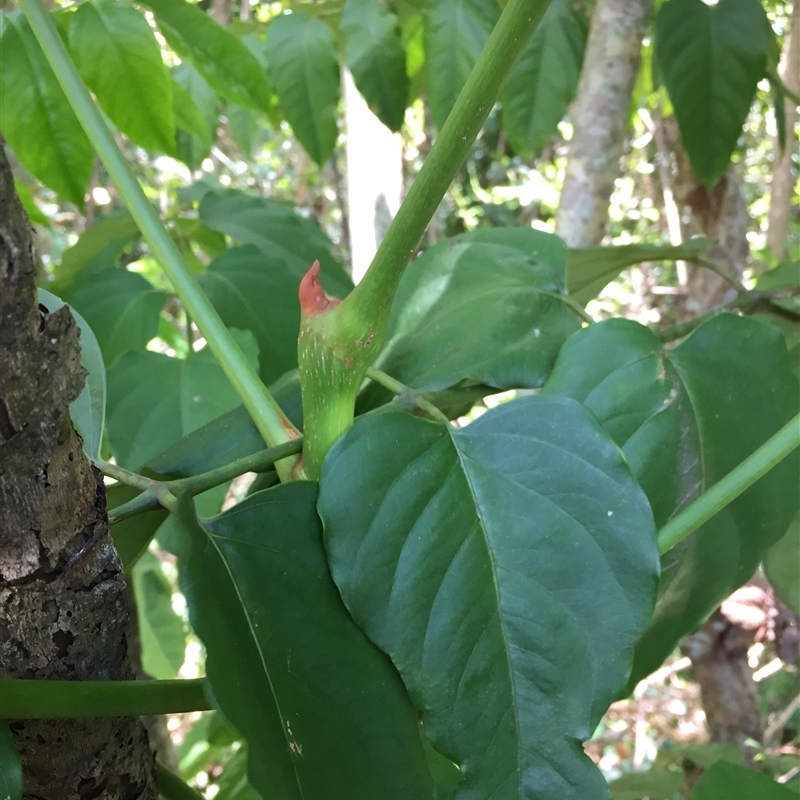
[[299, 260, 340, 319]]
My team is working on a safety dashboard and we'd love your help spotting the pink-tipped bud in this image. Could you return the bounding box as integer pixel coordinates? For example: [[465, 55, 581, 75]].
[[299, 260, 340, 319]]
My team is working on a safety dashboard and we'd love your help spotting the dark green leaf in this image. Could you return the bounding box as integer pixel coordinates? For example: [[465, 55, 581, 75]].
[[754, 262, 800, 378], [691, 761, 795, 800], [198, 189, 353, 298], [38, 289, 106, 460], [0, 722, 22, 800], [501, 0, 587, 154], [265, 11, 340, 164], [63, 269, 166, 366], [566, 239, 713, 305], [106, 330, 259, 470], [541, 315, 800, 684], [107, 483, 169, 572], [318, 398, 659, 800], [654, 0, 772, 187], [173, 62, 218, 168], [341, 0, 408, 132], [169, 484, 434, 800], [141, 0, 272, 112], [764, 514, 800, 615], [70, 0, 174, 153], [374, 229, 579, 392], [608, 768, 683, 800], [133, 552, 186, 679], [425, 0, 498, 129], [0, 12, 92, 205]]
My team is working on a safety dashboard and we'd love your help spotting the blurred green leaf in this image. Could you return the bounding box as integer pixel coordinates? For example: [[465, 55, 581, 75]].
[[608, 767, 683, 800], [173, 62, 218, 168], [764, 513, 800, 615], [14, 179, 49, 226], [691, 761, 795, 800], [0, 722, 22, 800]]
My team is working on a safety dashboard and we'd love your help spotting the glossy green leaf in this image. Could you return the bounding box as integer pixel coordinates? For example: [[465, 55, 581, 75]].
[[63, 269, 166, 366], [69, 0, 174, 153], [169, 484, 434, 800], [141, 0, 272, 112], [0, 722, 22, 800], [133, 552, 186, 679], [0, 12, 92, 205], [654, 0, 772, 187], [172, 62, 218, 168], [425, 0, 499, 129], [107, 483, 169, 572], [105, 330, 259, 470], [265, 12, 340, 164], [318, 398, 659, 800], [374, 229, 580, 392], [691, 761, 795, 800], [198, 189, 353, 298], [764, 513, 800, 615], [341, 0, 408, 132], [607, 768, 683, 800], [566, 239, 712, 305], [38, 289, 106, 460], [541, 315, 800, 684], [501, 0, 587, 154]]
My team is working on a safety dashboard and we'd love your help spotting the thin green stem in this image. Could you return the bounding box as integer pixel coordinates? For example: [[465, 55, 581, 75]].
[[695, 257, 746, 293], [95, 460, 153, 493], [0, 678, 210, 719], [366, 367, 450, 425], [108, 490, 163, 524], [19, 0, 300, 480], [156, 764, 206, 800], [658, 413, 800, 556]]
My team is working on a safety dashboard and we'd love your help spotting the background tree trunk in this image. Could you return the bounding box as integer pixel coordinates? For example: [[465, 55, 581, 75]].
[[0, 140, 158, 799], [555, 0, 652, 247]]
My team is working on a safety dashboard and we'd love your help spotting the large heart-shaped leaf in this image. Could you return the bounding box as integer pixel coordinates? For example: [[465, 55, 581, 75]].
[[0, 12, 92, 205], [168, 484, 434, 800], [198, 189, 353, 298], [373, 229, 579, 392], [63, 268, 166, 366], [541, 315, 800, 683], [501, 0, 588, 155], [141, 0, 272, 113], [265, 12, 340, 165], [69, 0, 175, 153], [655, 0, 773, 187], [341, 0, 408, 132], [105, 330, 259, 470], [318, 398, 659, 800], [425, 0, 499, 129]]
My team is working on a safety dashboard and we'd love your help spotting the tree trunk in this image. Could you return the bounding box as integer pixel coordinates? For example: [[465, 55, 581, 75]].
[[767, 0, 800, 259], [555, 0, 652, 247], [0, 139, 158, 799]]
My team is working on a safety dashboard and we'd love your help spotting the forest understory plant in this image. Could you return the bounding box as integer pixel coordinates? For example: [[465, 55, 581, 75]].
[[1, 0, 799, 799]]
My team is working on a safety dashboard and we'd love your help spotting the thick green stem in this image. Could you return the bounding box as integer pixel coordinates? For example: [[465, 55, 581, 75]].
[[0, 678, 210, 719], [19, 0, 300, 481], [657, 413, 800, 555], [156, 764, 206, 800]]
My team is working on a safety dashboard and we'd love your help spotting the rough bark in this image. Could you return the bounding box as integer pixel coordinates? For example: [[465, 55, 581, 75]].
[[0, 139, 158, 799], [555, 0, 652, 247], [767, 0, 800, 259]]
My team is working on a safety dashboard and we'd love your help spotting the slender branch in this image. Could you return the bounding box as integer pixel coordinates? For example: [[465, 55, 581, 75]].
[[19, 0, 300, 481], [657, 413, 800, 556], [108, 490, 163, 524], [0, 678, 211, 719], [156, 764, 206, 800], [95, 459, 154, 493], [366, 368, 450, 425], [694, 256, 746, 293]]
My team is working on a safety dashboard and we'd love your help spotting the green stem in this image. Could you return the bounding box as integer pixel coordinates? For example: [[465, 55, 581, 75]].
[[695, 257, 746, 293], [657, 413, 800, 555], [0, 678, 210, 719], [156, 764, 206, 800], [19, 0, 300, 480], [95, 460, 153, 493], [366, 368, 450, 424], [108, 490, 163, 524]]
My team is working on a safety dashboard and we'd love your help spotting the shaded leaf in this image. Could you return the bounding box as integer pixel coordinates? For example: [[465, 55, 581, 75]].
[[655, 0, 772, 187], [214, 748, 260, 800], [70, 0, 174, 153], [764, 513, 800, 615], [142, 0, 272, 112], [607, 768, 683, 800], [0, 722, 22, 800], [541, 315, 800, 684], [0, 12, 92, 205], [63, 269, 166, 366], [425, 0, 499, 129], [38, 289, 106, 460], [341, 0, 408, 131], [691, 761, 795, 800], [105, 330, 259, 470], [173, 62, 218, 168], [107, 483, 169, 572], [172, 77, 213, 144], [266, 12, 340, 164], [754, 262, 800, 379], [169, 485, 434, 800], [14, 178, 49, 226], [501, 0, 588, 154], [319, 398, 659, 800]]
